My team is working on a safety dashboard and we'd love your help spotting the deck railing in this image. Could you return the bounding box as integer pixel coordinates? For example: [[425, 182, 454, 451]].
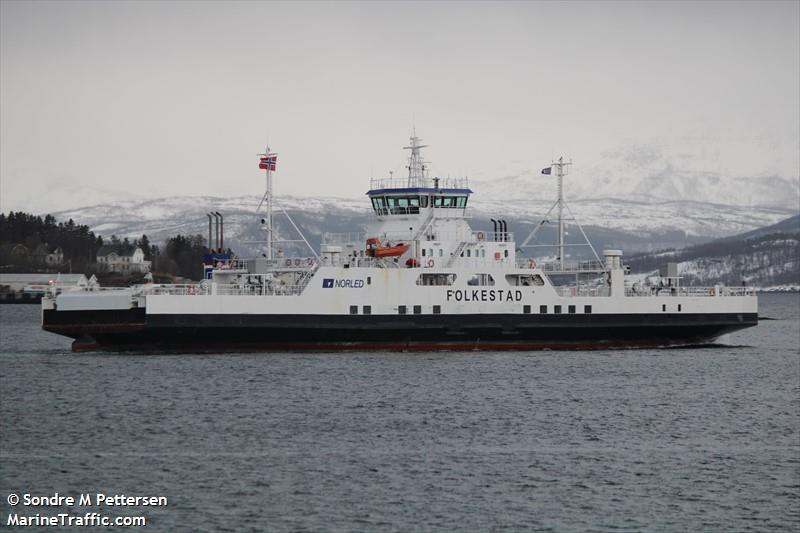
[[368, 176, 469, 190], [625, 286, 755, 297], [556, 286, 611, 297], [140, 283, 307, 297], [516, 259, 606, 272]]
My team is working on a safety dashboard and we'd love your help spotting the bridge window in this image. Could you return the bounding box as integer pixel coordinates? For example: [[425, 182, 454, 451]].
[[432, 195, 468, 208], [371, 196, 388, 215], [382, 195, 422, 215]]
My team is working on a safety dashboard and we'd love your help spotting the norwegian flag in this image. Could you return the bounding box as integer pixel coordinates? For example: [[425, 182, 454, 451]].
[[259, 154, 277, 171]]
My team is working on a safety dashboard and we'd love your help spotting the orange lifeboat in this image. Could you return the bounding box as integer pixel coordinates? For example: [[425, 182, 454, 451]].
[[374, 243, 410, 257], [366, 237, 409, 258]]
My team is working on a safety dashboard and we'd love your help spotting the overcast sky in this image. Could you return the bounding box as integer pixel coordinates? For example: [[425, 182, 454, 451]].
[[2, 0, 798, 213]]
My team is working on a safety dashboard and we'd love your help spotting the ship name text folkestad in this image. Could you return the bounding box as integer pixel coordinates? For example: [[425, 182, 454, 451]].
[[446, 289, 524, 302]]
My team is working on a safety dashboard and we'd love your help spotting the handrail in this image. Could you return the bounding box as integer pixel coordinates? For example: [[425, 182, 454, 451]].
[[516, 258, 606, 272], [368, 176, 469, 190], [625, 286, 756, 297]]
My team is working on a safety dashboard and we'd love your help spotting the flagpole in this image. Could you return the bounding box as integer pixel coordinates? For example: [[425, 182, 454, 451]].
[[258, 148, 275, 261], [266, 146, 273, 261], [557, 157, 564, 269]]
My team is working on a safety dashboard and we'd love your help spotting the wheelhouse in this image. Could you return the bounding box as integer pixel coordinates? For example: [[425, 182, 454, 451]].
[[367, 187, 473, 217]]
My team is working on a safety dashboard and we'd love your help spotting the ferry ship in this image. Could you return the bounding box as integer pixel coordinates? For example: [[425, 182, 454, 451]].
[[41, 135, 758, 351]]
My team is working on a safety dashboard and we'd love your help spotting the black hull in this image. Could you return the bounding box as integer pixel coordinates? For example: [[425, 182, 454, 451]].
[[42, 309, 758, 352]]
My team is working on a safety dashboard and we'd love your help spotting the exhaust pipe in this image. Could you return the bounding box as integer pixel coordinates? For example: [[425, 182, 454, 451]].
[[212, 212, 220, 251], [490, 218, 497, 242], [207, 213, 213, 249], [216, 211, 224, 250]]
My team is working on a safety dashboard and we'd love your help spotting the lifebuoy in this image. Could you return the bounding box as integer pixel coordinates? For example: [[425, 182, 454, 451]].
[[294, 258, 302, 266], [476, 231, 485, 241], [528, 259, 536, 269], [708, 288, 715, 296], [427, 258, 435, 268], [285, 259, 292, 266], [306, 258, 314, 266]]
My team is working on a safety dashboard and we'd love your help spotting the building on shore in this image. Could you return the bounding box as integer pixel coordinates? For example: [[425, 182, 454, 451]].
[[96, 246, 151, 274]]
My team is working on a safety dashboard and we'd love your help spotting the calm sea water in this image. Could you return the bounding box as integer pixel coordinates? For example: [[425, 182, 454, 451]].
[[1, 294, 798, 532]]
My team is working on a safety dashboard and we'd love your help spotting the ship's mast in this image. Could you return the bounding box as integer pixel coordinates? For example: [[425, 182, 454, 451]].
[[519, 156, 603, 272], [404, 131, 429, 188], [554, 157, 571, 268], [257, 146, 276, 260], [253, 147, 319, 261]]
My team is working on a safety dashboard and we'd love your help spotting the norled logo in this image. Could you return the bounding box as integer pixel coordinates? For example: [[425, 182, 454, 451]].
[[322, 278, 365, 289]]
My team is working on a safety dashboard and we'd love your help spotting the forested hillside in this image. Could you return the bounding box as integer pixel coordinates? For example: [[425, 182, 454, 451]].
[[626, 216, 799, 288]]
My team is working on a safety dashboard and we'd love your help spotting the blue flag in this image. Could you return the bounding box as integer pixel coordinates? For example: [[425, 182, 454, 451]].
[[541, 167, 552, 175]]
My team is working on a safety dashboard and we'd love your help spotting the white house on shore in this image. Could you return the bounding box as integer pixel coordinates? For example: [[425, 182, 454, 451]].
[[96, 246, 151, 274]]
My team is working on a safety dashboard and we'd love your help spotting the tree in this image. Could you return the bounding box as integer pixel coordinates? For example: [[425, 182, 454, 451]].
[[162, 234, 206, 280], [138, 234, 151, 260]]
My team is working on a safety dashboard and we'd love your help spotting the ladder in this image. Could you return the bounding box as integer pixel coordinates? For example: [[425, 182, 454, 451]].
[[411, 209, 436, 242], [446, 242, 468, 267]]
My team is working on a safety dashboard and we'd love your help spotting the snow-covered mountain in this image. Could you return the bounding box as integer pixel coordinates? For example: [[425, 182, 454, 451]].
[[46, 188, 796, 259]]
